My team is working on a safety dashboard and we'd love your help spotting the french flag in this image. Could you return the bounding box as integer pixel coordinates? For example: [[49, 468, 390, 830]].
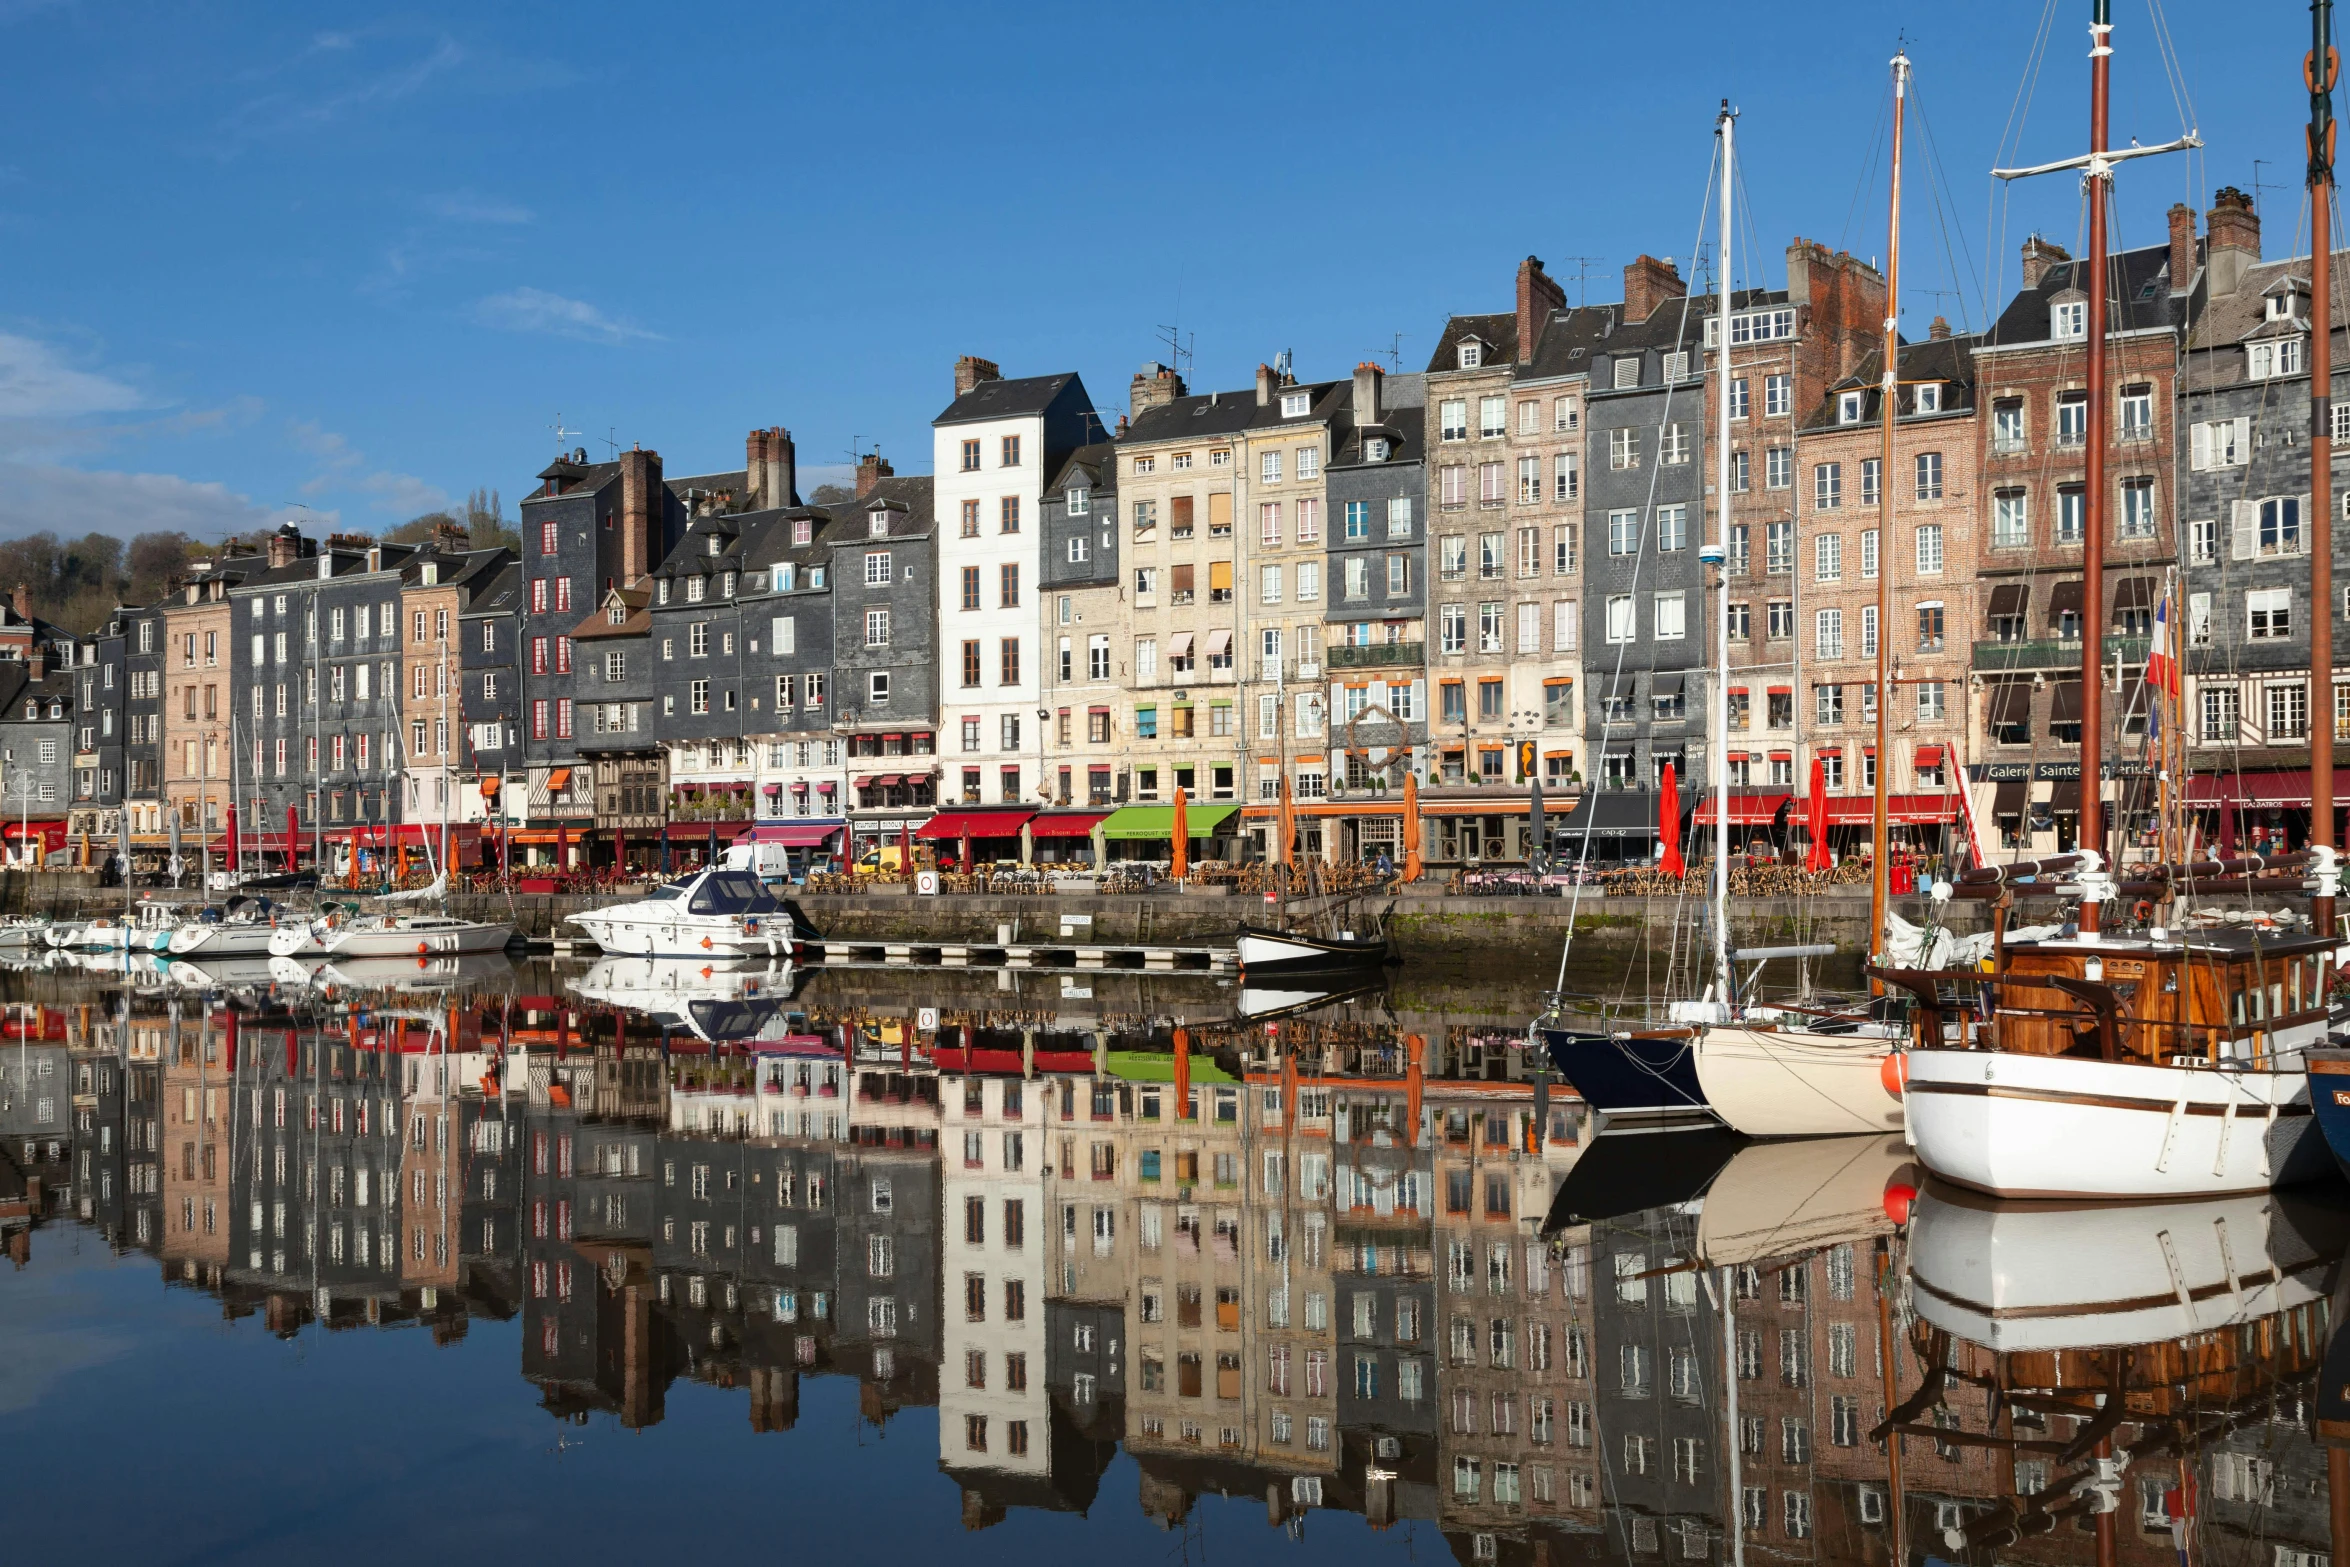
[[2146, 573, 2180, 701]]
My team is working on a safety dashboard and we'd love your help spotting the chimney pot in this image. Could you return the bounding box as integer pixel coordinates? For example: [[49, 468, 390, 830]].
[[2019, 233, 2072, 290], [1928, 316, 1951, 341], [855, 451, 893, 500], [1255, 363, 1275, 406], [1129, 362, 1187, 419], [2167, 202, 2197, 295], [2206, 187, 2262, 297], [1621, 255, 1685, 325], [954, 355, 1001, 398]]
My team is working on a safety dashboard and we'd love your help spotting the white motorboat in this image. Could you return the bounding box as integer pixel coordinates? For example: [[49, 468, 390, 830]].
[[568, 953, 793, 1008], [317, 953, 517, 994], [40, 920, 82, 949], [0, 916, 54, 948], [566, 867, 800, 959]]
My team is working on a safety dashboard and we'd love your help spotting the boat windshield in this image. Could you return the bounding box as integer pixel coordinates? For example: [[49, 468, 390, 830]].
[[636, 885, 684, 902], [687, 872, 780, 916]]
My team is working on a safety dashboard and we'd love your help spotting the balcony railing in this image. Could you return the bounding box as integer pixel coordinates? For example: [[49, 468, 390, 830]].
[[1971, 634, 2150, 671], [1327, 641, 1427, 670]]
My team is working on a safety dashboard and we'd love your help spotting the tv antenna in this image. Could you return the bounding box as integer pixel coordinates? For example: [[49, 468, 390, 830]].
[[1154, 320, 1195, 379], [1559, 256, 1606, 309], [602, 427, 620, 460], [1384, 332, 1407, 372], [550, 414, 579, 452]]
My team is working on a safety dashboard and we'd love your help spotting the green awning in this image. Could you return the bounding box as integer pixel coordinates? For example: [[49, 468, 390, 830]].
[[1097, 803, 1241, 840], [1105, 1051, 1238, 1084]]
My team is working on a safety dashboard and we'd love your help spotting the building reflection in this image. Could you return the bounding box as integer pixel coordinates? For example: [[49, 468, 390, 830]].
[[17, 977, 2350, 1567]]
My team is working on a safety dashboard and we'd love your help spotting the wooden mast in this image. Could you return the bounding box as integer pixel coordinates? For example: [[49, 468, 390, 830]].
[[2311, 0, 2339, 937], [2077, 0, 2114, 934], [1869, 51, 1909, 986]]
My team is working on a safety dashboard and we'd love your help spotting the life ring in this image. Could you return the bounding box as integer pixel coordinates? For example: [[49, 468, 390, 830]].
[[2132, 900, 2154, 923]]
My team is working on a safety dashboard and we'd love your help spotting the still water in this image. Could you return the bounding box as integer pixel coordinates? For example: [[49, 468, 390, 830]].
[[1, 951, 2343, 1566]]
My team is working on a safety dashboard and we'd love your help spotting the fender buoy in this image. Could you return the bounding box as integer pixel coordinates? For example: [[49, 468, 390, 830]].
[[1879, 1051, 1908, 1099], [416, 941, 429, 955], [700, 936, 714, 950], [1882, 1180, 1918, 1226], [2133, 900, 2154, 923]]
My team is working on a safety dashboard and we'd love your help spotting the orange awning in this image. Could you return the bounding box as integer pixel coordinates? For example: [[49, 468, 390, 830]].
[[546, 767, 572, 792]]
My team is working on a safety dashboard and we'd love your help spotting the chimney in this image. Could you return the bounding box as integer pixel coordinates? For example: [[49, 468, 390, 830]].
[[1352, 361, 1384, 426], [1255, 363, 1275, 406], [266, 524, 301, 570], [28, 646, 42, 680], [1129, 362, 1186, 419], [2020, 233, 2071, 290], [617, 446, 663, 587], [2167, 202, 2197, 294], [1928, 315, 1952, 341], [1622, 255, 1685, 325], [1116, 413, 1129, 436], [2206, 187, 2261, 298], [745, 426, 795, 511], [954, 355, 1001, 398], [431, 519, 470, 551], [10, 583, 25, 624], [1516, 255, 1566, 364], [855, 451, 893, 499]]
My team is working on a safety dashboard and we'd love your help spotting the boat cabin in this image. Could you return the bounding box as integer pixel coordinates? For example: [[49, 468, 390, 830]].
[[637, 868, 783, 916], [1978, 928, 2337, 1065]]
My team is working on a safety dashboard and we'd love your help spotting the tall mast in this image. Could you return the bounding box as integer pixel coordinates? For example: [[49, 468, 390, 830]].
[[1869, 51, 1909, 983], [2311, 0, 2339, 936], [1711, 102, 1736, 1010], [2077, 0, 2115, 934]]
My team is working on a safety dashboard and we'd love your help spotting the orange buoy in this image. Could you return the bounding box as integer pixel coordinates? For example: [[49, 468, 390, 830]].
[[416, 941, 429, 955], [1878, 1051, 1908, 1099], [1882, 1180, 1918, 1226]]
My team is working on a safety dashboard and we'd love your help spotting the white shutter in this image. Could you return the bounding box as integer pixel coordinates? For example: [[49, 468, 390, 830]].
[[771, 615, 794, 654], [1518, 603, 1540, 653], [2231, 498, 2259, 561], [1556, 600, 1579, 651], [2190, 421, 2211, 471], [2232, 416, 2251, 464]]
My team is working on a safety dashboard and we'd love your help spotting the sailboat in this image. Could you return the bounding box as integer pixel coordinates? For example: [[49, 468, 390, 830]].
[[1898, 4, 2337, 1199]]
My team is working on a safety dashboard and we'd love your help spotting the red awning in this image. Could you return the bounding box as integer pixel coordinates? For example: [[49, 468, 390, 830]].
[[934, 1046, 1098, 1075], [765, 823, 844, 847], [1691, 793, 1790, 826], [3, 822, 65, 848], [2185, 769, 2313, 806], [1027, 811, 1109, 839], [917, 809, 1037, 841], [852, 775, 879, 789], [1819, 794, 1964, 825], [870, 774, 902, 788], [664, 823, 733, 841], [1915, 745, 1946, 767]]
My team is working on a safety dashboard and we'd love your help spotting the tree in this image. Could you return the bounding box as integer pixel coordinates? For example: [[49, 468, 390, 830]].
[[807, 482, 854, 506]]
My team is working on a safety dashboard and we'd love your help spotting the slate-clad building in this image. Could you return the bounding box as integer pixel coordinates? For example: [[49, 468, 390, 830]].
[[68, 614, 126, 834], [574, 585, 662, 861], [1038, 440, 1120, 808], [461, 564, 523, 821], [831, 471, 939, 834], [123, 603, 165, 834], [739, 500, 844, 840]]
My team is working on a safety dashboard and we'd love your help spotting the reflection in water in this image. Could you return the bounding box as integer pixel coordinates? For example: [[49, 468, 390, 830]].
[[6, 962, 2350, 1565]]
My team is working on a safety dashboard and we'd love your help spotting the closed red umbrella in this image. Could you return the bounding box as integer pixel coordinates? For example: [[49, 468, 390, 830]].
[[1657, 762, 1685, 878], [900, 816, 914, 876], [1805, 758, 1832, 874], [285, 804, 299, 873], [225, 803, 239, 872]]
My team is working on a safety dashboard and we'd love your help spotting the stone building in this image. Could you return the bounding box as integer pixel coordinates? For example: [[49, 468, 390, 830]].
[[160, 550, 261, 838], [1038, 439, 1122, 811], [122, 602, 166, 835], [397, 540, 513, 835]]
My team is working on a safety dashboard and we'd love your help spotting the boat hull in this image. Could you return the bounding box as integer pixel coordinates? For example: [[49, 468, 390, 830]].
[[1540, 1028, 1711, 1120], [168, 923, 282, 959], [566, 909, 794, 960], [1234, 925, 1391, 979], [324, 922, 514, 959], [1904, 1048, 2328, 1199], [1693, 1025, 1903, 1138]]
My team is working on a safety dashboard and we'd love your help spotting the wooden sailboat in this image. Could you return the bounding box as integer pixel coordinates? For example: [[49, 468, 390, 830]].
[[1235, 674, 1393, 980], [1898, 2, 2339, 1199]]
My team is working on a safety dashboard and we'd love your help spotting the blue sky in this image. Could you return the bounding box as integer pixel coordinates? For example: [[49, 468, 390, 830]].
[[0, 0, 2317, 546]]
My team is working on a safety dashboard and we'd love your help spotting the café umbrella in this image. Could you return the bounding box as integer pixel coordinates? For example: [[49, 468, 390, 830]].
[[1805, 758, 1832, 874], [1657, 762, 1685, 878], [1170, 787, 1189, 880], [1401, 771, 1422, 882]]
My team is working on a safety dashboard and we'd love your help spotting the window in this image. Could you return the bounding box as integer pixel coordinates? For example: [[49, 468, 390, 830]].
[[2119, 382, 2152, 437], [2201, 686, 2239, 741], [1554, 523, 1577, 574], [1605, 596, 1635, 644], [1439, 399, 1468, 441], [1915, 524, 1944, 574], [1518, 455, 1542, 503], [999, 496, 1020, 533], [1553, 452, 1578, 502], [1916, 602, 1945, 651], [1838, 390, 1864, 425], [2119, 479, 2157, 538], [1612, 357, 1639, 389], [1993, 490, 2029, 548], [1440, 466, 1466, 508], [1659, 423, 1689, 464], [1813, 462, 1842, 510], [1815, 609, 1844, 660], [1653, 593, 1686, 640], [1441, 605, 1467, 653], [864, 608, 889, 647], [1608, 427, 1639, 469], [1765, 446, 1791, 489], [2248, 587, 2293, 640], [2250, 338, 2307, 378], [1608, 509, 1640, 556], [1656, 505, 1687, 552], [1815, 534, 1842, 583], [1261, 450, 1283, 484], [2253, 496, 2304, 556], [2192, 417, 2249, 469], [2052, 298, 2087, 340], [1000, 562, 1020, 608]]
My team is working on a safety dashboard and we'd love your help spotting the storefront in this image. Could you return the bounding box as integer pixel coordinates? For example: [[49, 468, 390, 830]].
[[1026, 810, 1110, 865], [915, 808, 1036, 870], [1097, 803, 1241, 864]]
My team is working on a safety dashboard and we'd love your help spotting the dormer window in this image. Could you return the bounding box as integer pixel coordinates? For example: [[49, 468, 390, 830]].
[[2267, 286, 2305, 322], [776, 564, 796, 592], [606, 600, 626, 626], [1366, 437, 1391, 462], [2249, 338, 2307, 379], [1915, 384, 1941, 414], [868, 511, 889, 538], [1067, 487, 1089, 516], [706, 534, 724, 556], [419, 563, 438, 587], [721, 570, 736, 596], [657, 579, 670, 606], [1281, 390, 1310, 417], [1457, 340, 1483, 370], [45, 700, 59, 718], [2051, 299, 2087, 341], [1837, 391, 1865, 425], [20, 701, 31, 719], [793, 520, 812, 546], [686, 576, 705, 604]]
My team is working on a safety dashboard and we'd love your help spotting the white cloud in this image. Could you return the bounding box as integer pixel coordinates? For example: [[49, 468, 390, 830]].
[[218, 35, 463, 149], [476, 287, 661, 345], [426, 190, 533, 226], [0, 333, 145, 421], [0, 461, 273, 544], [286, 418, 447, 517]]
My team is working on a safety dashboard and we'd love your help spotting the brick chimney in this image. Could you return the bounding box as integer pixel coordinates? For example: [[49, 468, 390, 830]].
[[954, 355, 1000, 398], [28, 645, 43, 680], [1516, 255, 1566, 364], [1255, 363, 1275, 406], [2207, 187, 2261, 297], [2167, 202, 2198, 294], [266, 524, 301, 569], [1129, 362, 1186, 419], [616, 445, 663, 588], [2020, 234, 2071, 290], [855, 451, 893, 499], [10, 583, 26, 624], [1928, 315, 1952, 341], [1622, 255, 1685, 325], [430, 519, 469, 551], [1353, 361, 1384, 425], [745, 426, 796, 512]]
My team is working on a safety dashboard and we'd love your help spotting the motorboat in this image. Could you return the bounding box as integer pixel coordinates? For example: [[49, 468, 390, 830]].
[[167, 896, 296, 960], [1234, 923, 1395, 981], [0, 916, 55, 948], [568, 953, 795, 1009], [318, 952, 518, 994], [565, 866, 800, 959]]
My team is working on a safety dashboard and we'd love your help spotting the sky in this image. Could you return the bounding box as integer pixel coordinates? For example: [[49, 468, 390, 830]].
[[0, 0, 2321, 547]]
